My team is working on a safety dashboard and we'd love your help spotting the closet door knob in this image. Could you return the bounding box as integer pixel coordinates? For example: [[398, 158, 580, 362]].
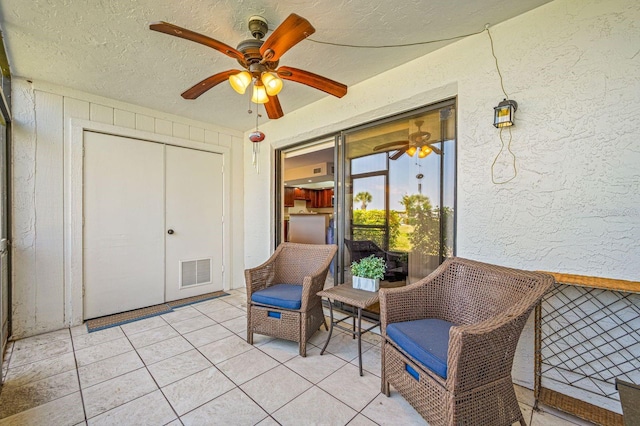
[[167, 229, 174, 235]]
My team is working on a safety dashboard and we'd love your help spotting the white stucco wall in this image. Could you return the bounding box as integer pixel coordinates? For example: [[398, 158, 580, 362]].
[[244, 0, 640, 390], [11, 79, 245, 338]]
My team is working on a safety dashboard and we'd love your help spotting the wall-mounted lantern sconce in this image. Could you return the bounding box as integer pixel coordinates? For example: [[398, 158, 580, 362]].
[[493, 99, 518, 128]]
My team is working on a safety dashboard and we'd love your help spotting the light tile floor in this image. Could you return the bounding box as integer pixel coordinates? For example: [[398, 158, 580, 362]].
[[0, 289, 594, 425]]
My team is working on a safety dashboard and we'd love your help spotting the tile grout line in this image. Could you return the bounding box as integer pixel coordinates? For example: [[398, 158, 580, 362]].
[[76, 323, 180, 422], [70, 327, 90, 425], [159, 304, 283, 423], [121, 325, 183, 425], [174, 316, 274, 423]]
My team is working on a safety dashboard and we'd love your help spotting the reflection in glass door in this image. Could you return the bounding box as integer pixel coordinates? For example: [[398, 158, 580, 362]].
[[338, 100, 456, 286]]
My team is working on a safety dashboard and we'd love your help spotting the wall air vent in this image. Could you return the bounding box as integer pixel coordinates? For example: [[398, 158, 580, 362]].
[[180, 258, 212, 288]]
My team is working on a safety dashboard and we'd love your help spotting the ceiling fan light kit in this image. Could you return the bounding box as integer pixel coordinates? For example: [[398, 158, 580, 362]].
[[251, 82, 269, 104], [150, 13, 347, 119], [373, 120, 442, 160], [261, 72, 283, 96], [229, 71, 252, 94], [418, 145, 433, 158]]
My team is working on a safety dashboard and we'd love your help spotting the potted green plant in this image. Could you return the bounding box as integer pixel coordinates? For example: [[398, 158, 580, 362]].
[[351, 255, 386, 292]]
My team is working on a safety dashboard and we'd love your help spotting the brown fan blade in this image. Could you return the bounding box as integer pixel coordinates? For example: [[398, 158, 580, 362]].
[[181, 69, 242, 99], [260, 14, 315, 62], [390, 150, 405, 160], [150, 21, 246, 64], [373, 141, 409, 152], [431, 145, 443, 155], [277, 66, 347, 98], [264, 94, 284, 119]]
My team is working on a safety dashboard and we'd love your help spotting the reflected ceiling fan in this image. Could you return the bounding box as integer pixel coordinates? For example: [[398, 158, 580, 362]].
[[150, 14, 347, 119], [372, 120, 442, 160]]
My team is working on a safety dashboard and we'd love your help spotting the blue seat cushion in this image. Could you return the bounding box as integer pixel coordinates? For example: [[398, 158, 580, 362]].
[[251, 284, 303, 310], [386, 318, 454, 379]]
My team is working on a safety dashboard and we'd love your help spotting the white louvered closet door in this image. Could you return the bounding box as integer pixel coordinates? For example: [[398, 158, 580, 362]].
[[164, 145, 224, 302]]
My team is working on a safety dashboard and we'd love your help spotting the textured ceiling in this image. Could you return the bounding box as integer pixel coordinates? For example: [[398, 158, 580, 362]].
[[0, 0, 551, 131]]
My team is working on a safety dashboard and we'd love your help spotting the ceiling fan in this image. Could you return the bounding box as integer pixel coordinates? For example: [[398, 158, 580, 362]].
[[149, 14, 347, 120], [372, 120, 442, 160]]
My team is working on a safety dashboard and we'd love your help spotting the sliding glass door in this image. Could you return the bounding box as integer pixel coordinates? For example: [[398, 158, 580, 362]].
[[337, 100, 456, 286], [275, 99, 456, 295]]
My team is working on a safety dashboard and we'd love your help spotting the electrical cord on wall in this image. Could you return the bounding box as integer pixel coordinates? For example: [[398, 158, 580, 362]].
[[487, 25, 518, 184], [306, 28, 486, 48], [269, 21, 519, 184], [491, 127, 517, 184], [264, 24, 487, 49]]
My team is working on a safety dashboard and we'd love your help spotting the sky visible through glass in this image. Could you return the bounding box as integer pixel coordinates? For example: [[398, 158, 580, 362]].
[[352, 140, 455, 211]]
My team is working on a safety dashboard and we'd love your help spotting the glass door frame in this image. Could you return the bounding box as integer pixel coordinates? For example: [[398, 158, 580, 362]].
[[274, 97, 457, 289], [0, 57, 10, 365], [274, 135, 340, 248]]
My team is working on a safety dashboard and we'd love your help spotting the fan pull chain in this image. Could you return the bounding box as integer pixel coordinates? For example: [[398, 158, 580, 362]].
[[253, 106, 260, 173]]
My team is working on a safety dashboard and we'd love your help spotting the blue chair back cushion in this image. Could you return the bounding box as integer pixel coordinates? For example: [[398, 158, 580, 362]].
[[386, 318, 454, 379], [251, 284, 303, 310]]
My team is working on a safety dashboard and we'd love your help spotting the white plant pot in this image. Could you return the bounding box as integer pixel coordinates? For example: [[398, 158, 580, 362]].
[[353, 276, 380, 292]]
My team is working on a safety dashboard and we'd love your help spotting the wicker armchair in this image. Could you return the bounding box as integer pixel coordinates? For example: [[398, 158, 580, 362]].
[[380, 257, 554, 426], [245, 242, 337, 357]]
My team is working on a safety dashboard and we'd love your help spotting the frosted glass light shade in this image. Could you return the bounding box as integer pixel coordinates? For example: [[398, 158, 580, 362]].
[[229, 71, 252, 94], [261, 72, 283, 96], [406, 146, 417, 157], [251, 84, 269, 104]]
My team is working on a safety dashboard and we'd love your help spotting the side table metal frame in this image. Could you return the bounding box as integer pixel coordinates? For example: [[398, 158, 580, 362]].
[[317, 283, 380, 376]]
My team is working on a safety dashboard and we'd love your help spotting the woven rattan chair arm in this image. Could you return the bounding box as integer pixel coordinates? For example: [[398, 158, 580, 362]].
[[244, 244, 285, 297], [299, 247, 337, 311], [445, 307, 534, 391], [380, 282, 430, 334], [244, 265, 273, 296], [299, 274, 324, 311]]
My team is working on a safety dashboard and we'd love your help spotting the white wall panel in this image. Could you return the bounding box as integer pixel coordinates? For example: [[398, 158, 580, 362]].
[[33, 91, 65, 332], [189, 126, 205, 142], [218, 133, 232, 149], [89, 103, 113, 125], [172, 122, 189, 139], [114, 109, 135, 129], [63, 97, 90, 326], [204, 129, 219, 145], [135, 113, 154, 132], [155, 118, 173, 136], [230, 136, 245, 292], [11, 79, 243, 338]]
